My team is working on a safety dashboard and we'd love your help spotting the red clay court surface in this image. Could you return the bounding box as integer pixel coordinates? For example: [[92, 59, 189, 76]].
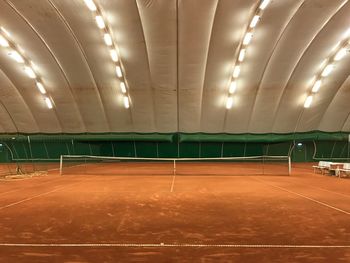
[[0, 163, 349, 262]]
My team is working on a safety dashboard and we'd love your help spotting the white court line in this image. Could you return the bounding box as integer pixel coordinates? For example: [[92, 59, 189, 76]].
[[0, 243, 349, 248], [0, 183, 77, 211], [170, 174, 176, 192], [253, 177, 350, 216]]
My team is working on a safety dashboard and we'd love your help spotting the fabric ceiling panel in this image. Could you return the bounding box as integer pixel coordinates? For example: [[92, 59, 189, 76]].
[[0, 102, 16, 132], [200, 0, 256, 132], [8, 0, 112, 132], [0, 68, 38, 132], [272, 0, 350, 133], [0, 2, 63, 132], [135, 0, 177, 132], [101, 0, 156, 132], [241, 0, 304, 133], [178, 0, 219, 132], [318, 76, 350, 131], [0, 2, 85, 133]]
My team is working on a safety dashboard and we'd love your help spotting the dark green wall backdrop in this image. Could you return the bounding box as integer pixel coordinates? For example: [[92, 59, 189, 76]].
[[0, 133, 349, 163]]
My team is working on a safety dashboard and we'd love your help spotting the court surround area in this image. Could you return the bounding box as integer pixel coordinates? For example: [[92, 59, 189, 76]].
[[0, 162, 349, 262]]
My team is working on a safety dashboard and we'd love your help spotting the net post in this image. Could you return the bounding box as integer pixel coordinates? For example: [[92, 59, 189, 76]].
[[59, 155, 63, 176], [173, 159, 176, 175], [288, 156, 291, 176]]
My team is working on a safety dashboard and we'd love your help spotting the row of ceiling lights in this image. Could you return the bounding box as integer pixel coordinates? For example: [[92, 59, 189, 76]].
[[0, 27, 53, 109], [83, 0, 130, 109], [304, 30, 350, 108], [226, 0, 271, 109]]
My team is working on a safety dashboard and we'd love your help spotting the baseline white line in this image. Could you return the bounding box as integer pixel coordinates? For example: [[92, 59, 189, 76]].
[[0, 243, 349, 248], [0, 183, 77, 211], [253, 177, 350, 216], [170, 174, 176, 192]]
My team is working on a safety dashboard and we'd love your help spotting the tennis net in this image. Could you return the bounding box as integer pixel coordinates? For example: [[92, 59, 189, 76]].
[[60, 155, 291, 176]]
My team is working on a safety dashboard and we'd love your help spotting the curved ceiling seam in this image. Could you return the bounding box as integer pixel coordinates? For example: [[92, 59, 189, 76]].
[[0, 68, 40, 131], [224, 0, 272, 111], [1, 19, 62, 132], [271, 0, 349, 132], [5, 0, 84, 132], [340, 110, 350, 131], [246, 0, 305, 132], [0, 100, 17, 132], [134, 0, 157, 131], [222, 0, 271, 131], [318, 76, 350, 130], [198, 0, 219, 130], [48, 0, 112, 131]]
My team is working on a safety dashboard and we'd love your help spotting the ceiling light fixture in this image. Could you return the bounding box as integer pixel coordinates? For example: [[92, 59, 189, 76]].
[[250, 15, 260, 28], [123, 96, 130, 108], [24, 66, 36, 78], [321, 64, 334, 77], [232, 65, 240, 78], [103, 33, 112, 46], [226, 97, 233, 109], [311, 80, 322, 93], [238, 49, 246, 62], [304, 95, 313, 108], [110, 49, 119, 62], [0, 35, 9, 47], [334, 48, 347, 61], [8, 50, 24, 63], [36, 82, 46, 94], [115, 65, 123, 78], [45, 97, 53, 109], [243, 32, 253, 45], [259, 0, 271, 10], [95, 15, 105, 29], [229, 81, 237, 94], [83, 0, 97, 11], [120, 82, 126, 93]]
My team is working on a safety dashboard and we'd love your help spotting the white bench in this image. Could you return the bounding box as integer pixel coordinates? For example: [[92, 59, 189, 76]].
[[339, 163, 350, 178], [313, 161, 332, 175], [329, 163, 344, 177]]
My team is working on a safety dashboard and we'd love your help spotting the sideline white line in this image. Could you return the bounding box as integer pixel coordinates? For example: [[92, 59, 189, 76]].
[[0, 243, 349, 248], [170, 174, 176, 192], [0, 184, 76, 211], [253, 177, 350, 216]]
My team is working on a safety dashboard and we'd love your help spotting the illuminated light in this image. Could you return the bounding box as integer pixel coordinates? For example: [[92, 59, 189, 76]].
[[226, 97, 233, 109], [103, 33, 113, 46], [250, 15, 260, 28], [232, 65, 240, 78], [334, 48, 347, 61], [259, 0, 271, 10], [0, 35, 9, 47], [95, 15, 105, 29], [36, 82, 46, 94], [123, 96, 130, 108], [120, 82, 127, 93], [297, 142, 303, 147], [243, 32, 253, 45], [110, 49, 119, 62], [45, 97, 53, 109], [229, 81, 237, 94], [321, 64, 334, 77], [0, 27, 11, 37], [8, 50, 24, 63], [311, 80, 322, 93], [83, 0, 96, 11], [115, 65, 123, 78], [304, 95, 313, 108], [24, 66, 36, 78], [238, 49, 246, 62]]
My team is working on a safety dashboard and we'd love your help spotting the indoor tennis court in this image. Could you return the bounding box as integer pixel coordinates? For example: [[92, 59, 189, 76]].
[[0, 0, 350, 262]]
